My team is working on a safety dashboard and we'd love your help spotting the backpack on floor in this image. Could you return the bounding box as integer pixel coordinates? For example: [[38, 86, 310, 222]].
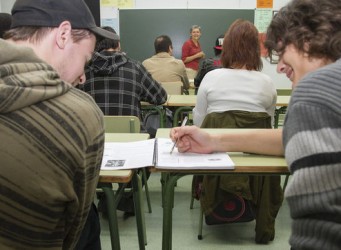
[[205, 192, 255, 225]]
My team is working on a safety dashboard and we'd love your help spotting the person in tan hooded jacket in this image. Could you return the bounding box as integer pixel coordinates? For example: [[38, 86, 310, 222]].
[[0, 0, 119, 249]]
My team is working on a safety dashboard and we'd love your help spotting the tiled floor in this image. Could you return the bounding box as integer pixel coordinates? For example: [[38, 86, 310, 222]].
[[99, 173, 291, 250]]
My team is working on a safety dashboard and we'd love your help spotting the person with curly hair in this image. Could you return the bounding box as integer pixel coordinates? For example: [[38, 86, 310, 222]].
[[171, 0, 341, 249]]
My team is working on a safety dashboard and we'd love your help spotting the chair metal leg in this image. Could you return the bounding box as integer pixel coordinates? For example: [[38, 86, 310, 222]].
[[190, 196, 195, 209], [142, 168, 152, 213], [274, 106, 287, 128], [198, 205, 204, 240], [173, 106, 194, 127], [283, 174, 290, 192]]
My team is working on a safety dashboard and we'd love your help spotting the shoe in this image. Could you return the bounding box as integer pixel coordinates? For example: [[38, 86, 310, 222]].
[[117, 192, 135, 213]]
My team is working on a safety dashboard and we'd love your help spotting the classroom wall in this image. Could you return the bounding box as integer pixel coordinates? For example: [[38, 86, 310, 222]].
[[0, 0, 291, 88], [0, 0, 15, 12], [0, 0, 291, 11], [133, 0, 290, 10], [119, 9, 254, 61]]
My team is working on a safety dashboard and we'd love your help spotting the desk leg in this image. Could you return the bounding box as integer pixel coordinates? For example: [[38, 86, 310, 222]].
[[102, 186, 125, 250], [160, 172, 170, 207], [132, 172, 146, 249], [162, 173, 185, 250]]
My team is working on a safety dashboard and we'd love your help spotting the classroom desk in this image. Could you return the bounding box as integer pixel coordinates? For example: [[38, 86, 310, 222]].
[[276, 95, 291, 107], [152, 128, 289, 250], [167, 94, 196, 106], [140, 94, 171, 106], [99, 133, 150, 250]]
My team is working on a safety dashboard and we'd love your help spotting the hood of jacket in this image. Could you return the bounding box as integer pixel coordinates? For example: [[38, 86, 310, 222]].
[[86, 51, 128, 76], [0, 39, 70, 113]]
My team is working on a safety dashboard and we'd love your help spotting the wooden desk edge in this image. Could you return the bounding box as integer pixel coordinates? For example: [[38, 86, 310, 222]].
[[99, 170, 134, 183]]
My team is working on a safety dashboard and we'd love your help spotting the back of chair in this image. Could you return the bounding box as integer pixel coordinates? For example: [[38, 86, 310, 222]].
[[103, 116, 141, 133], [201, 110, 271, 129], [276, 89, 292, 96], [161, 81, 183, 95]]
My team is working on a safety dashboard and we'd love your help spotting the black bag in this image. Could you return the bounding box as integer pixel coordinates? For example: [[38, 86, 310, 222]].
[[205, 193, 255, 225], [143, 108, 173, 138]]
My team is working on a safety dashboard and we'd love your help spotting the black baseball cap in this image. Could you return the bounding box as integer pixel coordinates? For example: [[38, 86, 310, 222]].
[[11, 0, 119, 40], [214, 34, 224, 50]]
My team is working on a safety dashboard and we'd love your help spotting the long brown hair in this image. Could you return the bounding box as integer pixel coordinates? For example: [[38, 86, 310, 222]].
[[221, 19, 262, 71]]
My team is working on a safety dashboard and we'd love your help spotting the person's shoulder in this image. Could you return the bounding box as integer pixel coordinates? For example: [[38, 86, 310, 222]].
[[256, 71, 273, 82], [142, 57, 152, 66], [70, 87, 96, 102], [59, 87, 103, 116], [292, 60, 341, 110], [171, 57, 186, 66], [182, 39, 191, 46], [299, 59, 341, 91], [202, 67, 224, 80], [122, 55, 142, 68], [307, 59, 341, 81]]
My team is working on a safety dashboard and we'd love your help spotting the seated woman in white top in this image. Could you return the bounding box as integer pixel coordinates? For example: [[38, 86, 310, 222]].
[[193, 19, 277, 127]]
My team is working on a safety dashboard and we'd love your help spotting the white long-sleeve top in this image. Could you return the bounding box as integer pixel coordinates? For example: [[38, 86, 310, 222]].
[[193, 68, 277, 127]]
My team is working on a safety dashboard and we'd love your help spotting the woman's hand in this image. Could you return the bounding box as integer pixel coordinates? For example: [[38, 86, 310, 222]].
[[170, 126, 214, 154]]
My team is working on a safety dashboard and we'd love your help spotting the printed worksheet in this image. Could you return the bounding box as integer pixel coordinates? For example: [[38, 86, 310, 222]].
[[101, 139, 155, 170], [156, 138, 235, 170]]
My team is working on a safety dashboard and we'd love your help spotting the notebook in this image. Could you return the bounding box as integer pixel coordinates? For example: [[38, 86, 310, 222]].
[[101, 138, 235, 170]]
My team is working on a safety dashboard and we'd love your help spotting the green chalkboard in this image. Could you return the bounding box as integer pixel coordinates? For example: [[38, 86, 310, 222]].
[[119, 9, 254, 62]]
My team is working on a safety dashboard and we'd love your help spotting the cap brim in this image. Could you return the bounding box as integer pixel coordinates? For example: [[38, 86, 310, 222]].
[[90, 26, 120, 40]]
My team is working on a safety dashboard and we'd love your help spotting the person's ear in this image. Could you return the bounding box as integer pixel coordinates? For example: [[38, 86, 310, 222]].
[[56, 21, 72, 49]]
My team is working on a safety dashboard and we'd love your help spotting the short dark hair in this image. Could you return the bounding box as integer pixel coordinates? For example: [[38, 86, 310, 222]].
[[154, 35, 172, 54], [95, 26, 120, 52], [221, 19, 262, 71], [265, 0, 341, 62], [4, 26, 92, 44]]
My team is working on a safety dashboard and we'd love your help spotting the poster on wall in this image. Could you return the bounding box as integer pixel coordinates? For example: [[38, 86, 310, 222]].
[[254, 8, 273, 57], [257, 0, 273, 9], [100, 5, 119, 33], [100, 0, 135, 34]]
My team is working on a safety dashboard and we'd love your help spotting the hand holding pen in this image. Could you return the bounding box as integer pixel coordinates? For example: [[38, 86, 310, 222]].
[[170, 116, 188, 154]]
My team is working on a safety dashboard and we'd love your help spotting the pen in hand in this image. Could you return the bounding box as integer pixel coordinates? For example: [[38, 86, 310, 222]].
[[170, 116, 188, 154]]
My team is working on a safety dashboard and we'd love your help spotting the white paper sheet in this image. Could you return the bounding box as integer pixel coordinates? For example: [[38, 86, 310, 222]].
[[101, 139, 155, 170], [156, 138, 235, 170]]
